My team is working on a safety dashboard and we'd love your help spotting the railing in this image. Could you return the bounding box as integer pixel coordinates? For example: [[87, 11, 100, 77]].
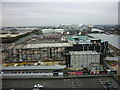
[[2, 73, 112, 79]]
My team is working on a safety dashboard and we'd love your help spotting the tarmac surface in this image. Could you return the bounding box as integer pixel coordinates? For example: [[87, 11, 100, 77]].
[[2, 77, 119, 90]]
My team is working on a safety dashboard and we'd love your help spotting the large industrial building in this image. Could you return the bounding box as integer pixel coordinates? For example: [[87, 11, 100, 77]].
[[64, 35, 108, 67], [69, 51, 100, 68], [4, 43, 72, 62], [66, 35, 108, 56]]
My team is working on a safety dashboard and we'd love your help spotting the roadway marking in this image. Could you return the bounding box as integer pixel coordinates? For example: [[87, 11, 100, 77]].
[[71, 80, 75, 90], [43, 81, 46, 87], [12, 80, 17, 88], [99, 79, 107, 90]]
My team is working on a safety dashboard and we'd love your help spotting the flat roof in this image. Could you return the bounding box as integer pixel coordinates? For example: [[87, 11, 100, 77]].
[[0, 34, 23, 38], [72, 35, 89, 38], [69, 51, 99, 55], [8, 44, 26, 49], [68, 38, 92, 44], [2, 65, 66, 70], [25, 43, 72, 49], [8, 43, 72, 49]]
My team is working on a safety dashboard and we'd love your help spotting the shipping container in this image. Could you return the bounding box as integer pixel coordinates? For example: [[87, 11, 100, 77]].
[[69, 72, 76, 75], [99, 71, 107, 74], [53, 72, 58, 76], [63, 72, 69, 76], [83, 71, 90, 75], [76, 71, 83, 75]]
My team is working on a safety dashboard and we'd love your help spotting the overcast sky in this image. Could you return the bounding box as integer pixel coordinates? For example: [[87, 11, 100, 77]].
[[1, 1, 118, 26]]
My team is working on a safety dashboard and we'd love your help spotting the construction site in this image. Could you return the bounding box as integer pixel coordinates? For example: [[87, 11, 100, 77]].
[[1, 28, 120, 90], [2, 30, 108, 67]]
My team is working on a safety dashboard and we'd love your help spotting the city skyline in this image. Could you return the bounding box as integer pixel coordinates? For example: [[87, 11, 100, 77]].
[[1, 1, 118, 26]]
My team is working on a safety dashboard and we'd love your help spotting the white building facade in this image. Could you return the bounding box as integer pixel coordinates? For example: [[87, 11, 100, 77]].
[[69, 51, 100, 68]]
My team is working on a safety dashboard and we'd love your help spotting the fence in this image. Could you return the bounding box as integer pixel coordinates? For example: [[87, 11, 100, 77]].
[[2, 73, 112, 79]]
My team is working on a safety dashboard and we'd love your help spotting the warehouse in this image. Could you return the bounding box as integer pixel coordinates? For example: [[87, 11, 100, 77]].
[[4, 43, 72, 62], [42, 28, 64, 34], [69, 51, 100, 68], [2, 65, 66, 74]]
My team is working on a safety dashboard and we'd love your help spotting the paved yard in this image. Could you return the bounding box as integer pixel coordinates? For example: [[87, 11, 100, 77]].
[[2, 77, 119, 90]]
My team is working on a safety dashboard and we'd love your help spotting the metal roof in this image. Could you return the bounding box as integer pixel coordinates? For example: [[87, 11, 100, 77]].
[[69, 51, 99, 55], [72, 35, 89, 38], [2, 65, 66, 70], [25, 43, 72, 49], [8, 43, 72, 49]]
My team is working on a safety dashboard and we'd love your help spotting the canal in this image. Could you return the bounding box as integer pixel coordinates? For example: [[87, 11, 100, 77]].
[[89, 33, 120, 49], [89, 33, 120, 61]]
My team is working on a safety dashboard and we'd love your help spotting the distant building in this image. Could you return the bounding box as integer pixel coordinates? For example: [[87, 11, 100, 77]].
[[91, 28, 104, 33], [42, 28, 64, 34], [42, 28, 64, 39], [42, 28, 54, 34], [54, 29, 64, 34]]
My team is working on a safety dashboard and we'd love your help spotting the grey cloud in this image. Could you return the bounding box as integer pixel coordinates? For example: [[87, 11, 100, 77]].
[[2, 2, 118, 26]]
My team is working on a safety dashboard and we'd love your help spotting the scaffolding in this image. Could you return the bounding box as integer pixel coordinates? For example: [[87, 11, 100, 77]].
[[3, 43, 72, 62]]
